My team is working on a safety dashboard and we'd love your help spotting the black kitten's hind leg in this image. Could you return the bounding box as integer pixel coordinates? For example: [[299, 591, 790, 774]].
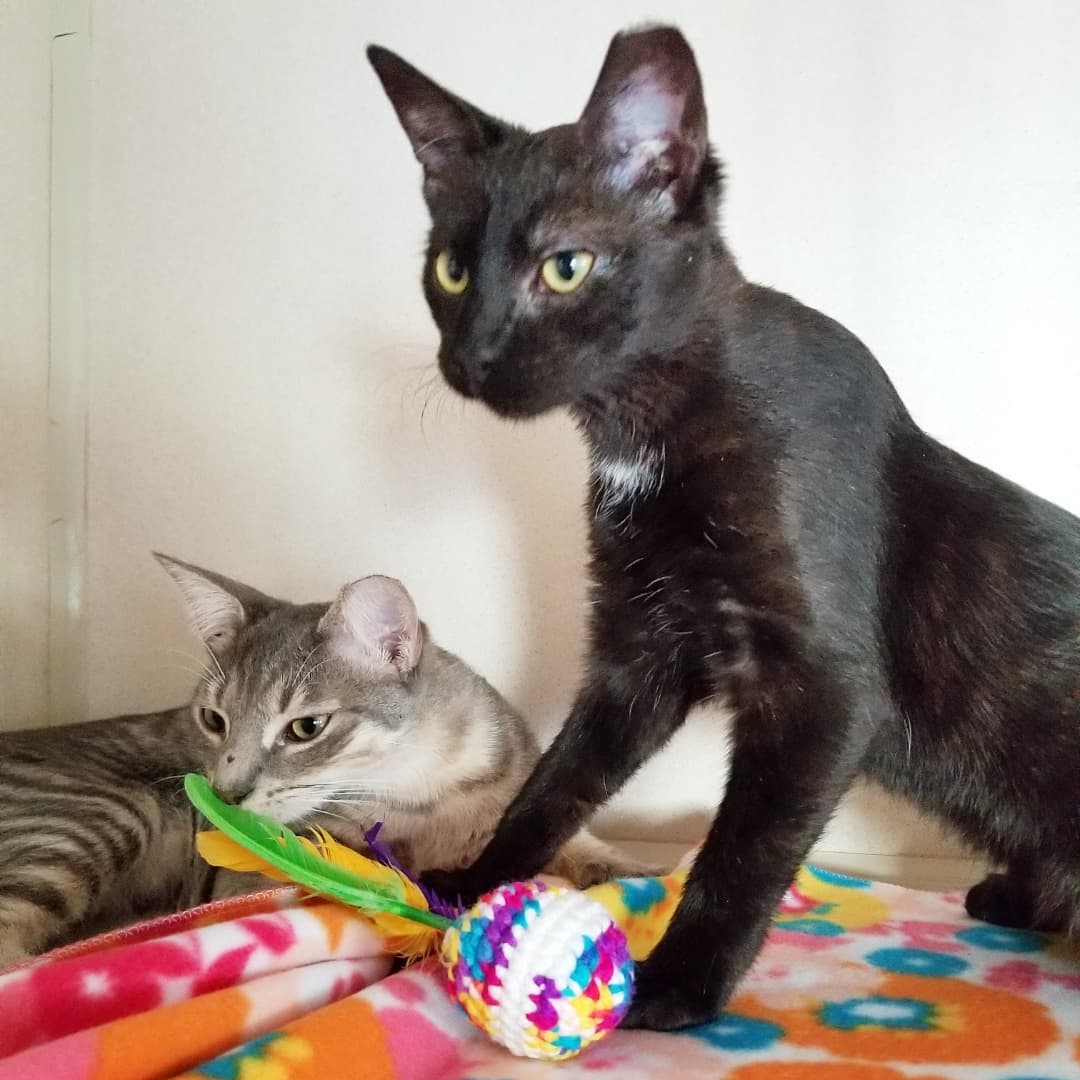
[[965, 856, 1075, 935], [965, 870, 1038, 929]]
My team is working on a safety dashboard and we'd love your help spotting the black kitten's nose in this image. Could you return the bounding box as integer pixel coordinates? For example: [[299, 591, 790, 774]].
[[453, 345, 498, 394], [472, 346, 498, 380]]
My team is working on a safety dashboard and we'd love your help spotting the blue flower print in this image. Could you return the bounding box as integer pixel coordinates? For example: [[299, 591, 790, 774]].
[[689, 1012, 785, 1051], [956, 925, 1047, 953], [820, 995, 937, 1032], [867, 947, 969, 977]]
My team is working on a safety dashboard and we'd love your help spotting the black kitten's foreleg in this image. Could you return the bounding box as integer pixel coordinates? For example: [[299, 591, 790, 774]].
[[624, 668, 861, 1030], [424, 672, 691, 903]]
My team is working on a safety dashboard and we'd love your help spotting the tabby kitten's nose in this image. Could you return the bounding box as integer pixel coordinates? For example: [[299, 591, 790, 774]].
[[214, 781, 254, 806]]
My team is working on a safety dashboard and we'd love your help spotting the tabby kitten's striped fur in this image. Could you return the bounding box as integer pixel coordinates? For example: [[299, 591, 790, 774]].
[[0, 556, 641, 965]]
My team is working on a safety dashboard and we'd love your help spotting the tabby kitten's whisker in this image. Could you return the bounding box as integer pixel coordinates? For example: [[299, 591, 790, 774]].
[[289, 644, 323, 692], [293, 657, 333, 696], [308, 796, 385, 806], [291, 786, 397, 794], [202, 643, 227, 689], [149, 647, 224, 687], [150, 773, 189, 787]]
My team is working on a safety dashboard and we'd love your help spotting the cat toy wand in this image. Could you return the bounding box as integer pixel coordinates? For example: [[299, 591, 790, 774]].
[[184, 774, 638, 1061]]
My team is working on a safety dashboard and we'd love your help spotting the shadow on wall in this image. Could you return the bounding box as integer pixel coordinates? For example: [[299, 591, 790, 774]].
[[339, 333, 590, 734]]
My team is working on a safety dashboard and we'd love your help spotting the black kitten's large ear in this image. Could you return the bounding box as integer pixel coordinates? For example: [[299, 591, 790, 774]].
[[367, 45, 504, 198], [579, 26, 707, 213], [317, 575, 423, 679], [155, 553, 276, 653]]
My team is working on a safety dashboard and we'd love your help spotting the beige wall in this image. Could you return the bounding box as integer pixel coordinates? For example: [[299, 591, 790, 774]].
[[0, 1, 51, 730], [8, 2, 1079, 868]]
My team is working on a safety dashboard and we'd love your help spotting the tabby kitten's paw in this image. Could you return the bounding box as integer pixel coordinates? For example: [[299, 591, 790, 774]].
[[547, 831, 663, 889], [555, 853, 661, 890]]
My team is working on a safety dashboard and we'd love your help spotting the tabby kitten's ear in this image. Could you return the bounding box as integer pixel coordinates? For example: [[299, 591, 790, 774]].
[[579, 25, 708, 213], [366, 45, 507, 197], [154, 553, 274, 654], [317, 575, 423, 679]]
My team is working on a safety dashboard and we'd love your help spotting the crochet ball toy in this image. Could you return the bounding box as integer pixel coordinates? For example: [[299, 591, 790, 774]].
[[444, 879, 633, 1058], [184, 774, 635, 1061]]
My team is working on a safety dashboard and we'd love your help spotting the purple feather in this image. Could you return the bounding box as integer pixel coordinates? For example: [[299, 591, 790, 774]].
[[362, 821, 460, 919]]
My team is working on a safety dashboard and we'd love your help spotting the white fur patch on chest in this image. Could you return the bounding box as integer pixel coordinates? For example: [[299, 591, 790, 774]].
[[592, 445, 664, 515]]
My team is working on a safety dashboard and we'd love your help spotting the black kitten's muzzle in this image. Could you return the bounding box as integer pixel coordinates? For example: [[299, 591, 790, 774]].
[[440, 338, 561, 418], [440, 344, 501, 400]]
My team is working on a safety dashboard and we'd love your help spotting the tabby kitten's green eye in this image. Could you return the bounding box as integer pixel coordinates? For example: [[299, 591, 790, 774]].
[[540, 250, 595, 294], [434, 249, 469, 295], [198, 708, 227, 738], [287, 715, 329, 742]]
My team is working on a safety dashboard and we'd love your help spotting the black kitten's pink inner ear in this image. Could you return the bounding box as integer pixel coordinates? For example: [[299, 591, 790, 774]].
[[579, 26, 708, 208]]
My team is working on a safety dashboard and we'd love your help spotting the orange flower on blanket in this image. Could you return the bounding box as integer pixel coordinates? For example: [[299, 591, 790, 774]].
[[737, 956, 886, 1012], [736, 971, 1059, 1065], [729, 1063, 953, 1080]]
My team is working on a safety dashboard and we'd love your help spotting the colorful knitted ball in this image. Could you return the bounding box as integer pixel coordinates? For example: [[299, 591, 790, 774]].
[[441, 878, 635, 1060]]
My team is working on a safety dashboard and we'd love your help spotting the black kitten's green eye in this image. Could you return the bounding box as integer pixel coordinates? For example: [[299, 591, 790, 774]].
[[198, 708, 227, 737], [286, 715, 329, 743], [540, 250, 595, 294], [434, 249, 469, 295]]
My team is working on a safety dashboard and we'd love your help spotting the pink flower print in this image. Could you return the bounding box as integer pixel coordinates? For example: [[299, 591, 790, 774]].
[[234, 912, 297, 955], [985, 959, 1080, 993], [779, 883, 821, 917], [0, 937, 203, 1054], [891, 919, 967, 954], [742, 952, 885, 1010], [0, 914, 296, 1056]]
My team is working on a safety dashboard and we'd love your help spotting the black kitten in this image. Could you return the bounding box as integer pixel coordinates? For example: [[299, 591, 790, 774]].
[[368, 26, 1080, 1029]]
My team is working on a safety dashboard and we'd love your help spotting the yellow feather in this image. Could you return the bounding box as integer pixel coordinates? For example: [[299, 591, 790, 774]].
[[305, 828, 440, 959], [195, 827, 440, 960], [196, 829, 294, 881], [307, 827, 433, 912]]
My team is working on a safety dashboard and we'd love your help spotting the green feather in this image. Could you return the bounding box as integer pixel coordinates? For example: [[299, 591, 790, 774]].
[[184, 773, 451, 930]]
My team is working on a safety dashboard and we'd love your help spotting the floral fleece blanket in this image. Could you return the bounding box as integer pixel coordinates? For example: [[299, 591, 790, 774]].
[[1, 861, 1077, 1080]]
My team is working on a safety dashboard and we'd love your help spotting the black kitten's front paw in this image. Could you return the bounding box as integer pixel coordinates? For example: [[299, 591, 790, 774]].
[[621, 954, 724, 1031], [622, 975, 720, 1031], [965, 872, 1034, 930], [420, 866, 490, 909]]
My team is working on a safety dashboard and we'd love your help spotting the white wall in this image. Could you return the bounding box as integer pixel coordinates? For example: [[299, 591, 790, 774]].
[[16, 1, 1080, 868], [0, 1, 51, 731]]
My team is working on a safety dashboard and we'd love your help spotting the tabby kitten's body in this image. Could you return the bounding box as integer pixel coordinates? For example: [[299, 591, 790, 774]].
[[0, 557, 634, 964], [0, 708, 213, 964], [369, 26, 1080, 1030]]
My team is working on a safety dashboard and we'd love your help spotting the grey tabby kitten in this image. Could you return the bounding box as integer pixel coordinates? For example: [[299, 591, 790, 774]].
[[0, 555, 640, 965]]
